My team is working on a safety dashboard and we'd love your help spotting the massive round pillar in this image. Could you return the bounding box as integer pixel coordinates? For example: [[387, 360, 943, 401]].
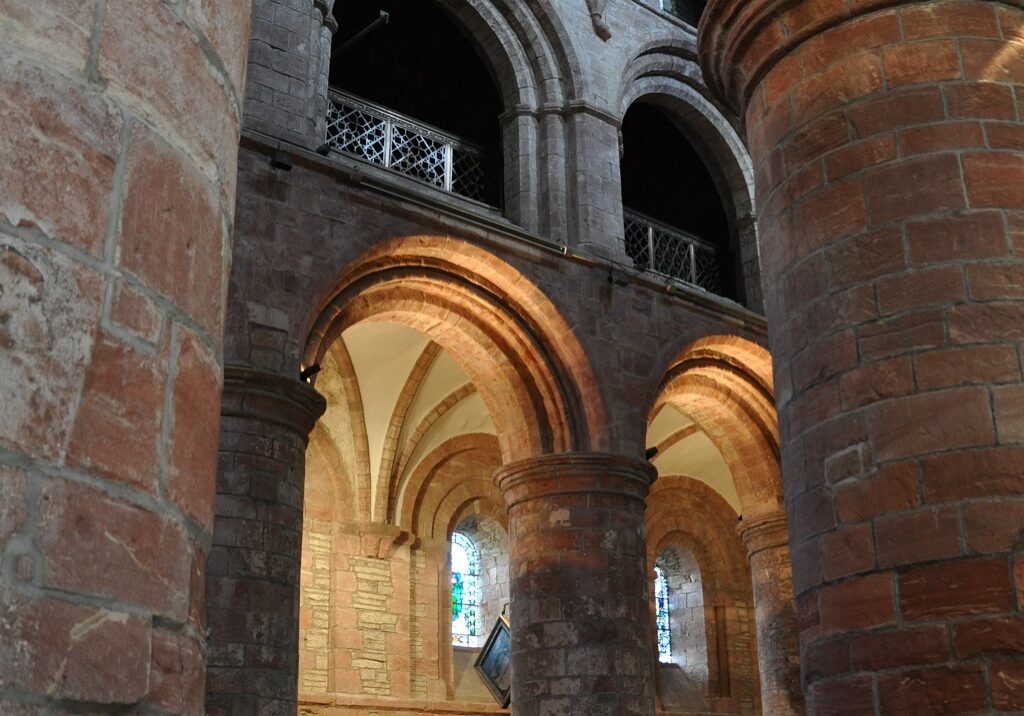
[[701, 1, 1024, 712], [738, 514, 804, 715], [495, 453, 657, 716], [0, 2, 248, 713], [205, 367, 326, 715]]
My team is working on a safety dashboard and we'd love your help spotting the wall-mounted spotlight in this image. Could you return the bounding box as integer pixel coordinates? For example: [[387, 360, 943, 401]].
[[315, 142, 332, 156], [271, 150, 294, 171], [300, 364, 321, 382], [645, 446, 659, 461]]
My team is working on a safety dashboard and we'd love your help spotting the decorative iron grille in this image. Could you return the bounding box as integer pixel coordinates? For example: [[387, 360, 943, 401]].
[[326, 89, 498, 206], [623, 209, 726, 296]]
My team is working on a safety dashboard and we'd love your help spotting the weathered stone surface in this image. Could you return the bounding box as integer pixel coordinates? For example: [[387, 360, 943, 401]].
[[0, 585, 150, 704], [0, 0, 250, 712], [0, 54, 121, 257], [700, 1, 1024, 711], [117, 127, 225, 340], [36, 479, 192, 620], [0, 239, 103, 462]]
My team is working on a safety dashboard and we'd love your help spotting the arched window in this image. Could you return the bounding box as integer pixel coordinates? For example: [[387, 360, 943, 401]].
[[620, 101, 736, 300], [654, 564, 672, 662], [328, 0, 503, 206], [451, 531, 483, 646]]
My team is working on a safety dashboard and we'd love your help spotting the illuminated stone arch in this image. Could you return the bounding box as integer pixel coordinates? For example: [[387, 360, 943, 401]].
[[651, 335, 781, 520], [398, 433, 506, 540], [303, 236, 608, 466]]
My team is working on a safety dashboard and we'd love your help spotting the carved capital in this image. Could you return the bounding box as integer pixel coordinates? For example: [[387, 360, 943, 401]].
[[699, 0, 963, 113], [221, 364, 327, 440], [337, 521, 410, 558], [494, 452, 656, 509], [586, 0, 612, 40], [736, 512, 790, 559]]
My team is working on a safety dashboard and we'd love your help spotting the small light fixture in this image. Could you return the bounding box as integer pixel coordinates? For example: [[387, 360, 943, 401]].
[[300, 364, 321, 382], [645, 446, 659, 461], [271, 150, 293, 171], [608, 268, 629, 287], [315, 142, 332, 156]]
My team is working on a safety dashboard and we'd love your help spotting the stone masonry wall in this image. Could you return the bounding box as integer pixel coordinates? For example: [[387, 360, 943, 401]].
[[233, 0, 762, 297], [327, 530, 413, 698], [300, 516, 333, 692], [228, 141, 767, 461], [0, 1, 249, 713]]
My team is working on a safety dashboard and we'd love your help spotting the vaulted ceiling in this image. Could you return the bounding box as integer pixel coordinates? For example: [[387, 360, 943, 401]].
[[309, 322, 739, 527]]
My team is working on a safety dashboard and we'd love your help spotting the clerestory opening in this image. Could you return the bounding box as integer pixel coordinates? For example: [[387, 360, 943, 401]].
[[620, 101, 737, 300], [327, 0, 504, 206]]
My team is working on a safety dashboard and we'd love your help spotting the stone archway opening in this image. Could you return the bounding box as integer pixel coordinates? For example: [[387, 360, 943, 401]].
[[648, 334, 804, 716], [646, 480, 759, 716], [299, 321, 511, 707], [293, 237, 603, 713], [619, 99, 739, 301], [327, 0, 505, 207]]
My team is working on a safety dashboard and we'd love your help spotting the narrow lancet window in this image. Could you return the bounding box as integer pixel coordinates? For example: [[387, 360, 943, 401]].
[[655, 564, 672, 662], [451, 531, 483, 646]]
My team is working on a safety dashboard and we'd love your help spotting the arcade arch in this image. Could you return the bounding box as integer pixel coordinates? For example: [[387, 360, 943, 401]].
[[646, 335, 804, 715]]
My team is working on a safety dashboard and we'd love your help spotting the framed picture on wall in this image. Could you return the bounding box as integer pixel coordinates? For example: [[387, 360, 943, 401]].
[[474, 614, 511, 707]]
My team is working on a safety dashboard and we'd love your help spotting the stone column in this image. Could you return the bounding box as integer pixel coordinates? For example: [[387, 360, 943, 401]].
[[494, 453, 656, 716], [701, 1, 1024, 712], [0, 2, 248, 713], [245, 0, 336, 147], [205, 366, 325, 715], [500, 106, 542, 234], [539, 106, 571, 244], [565, 104, 627, 258], [737, 514, 804, 715]]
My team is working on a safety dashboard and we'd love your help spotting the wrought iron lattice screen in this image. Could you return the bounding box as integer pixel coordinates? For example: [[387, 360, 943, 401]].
[[326, 89, 498, 206], [623, 209, 726, 296]]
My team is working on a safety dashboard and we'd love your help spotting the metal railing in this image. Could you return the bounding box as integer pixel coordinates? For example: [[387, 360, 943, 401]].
[[325, 89, 499, 206], [623, 209, 726, 296]]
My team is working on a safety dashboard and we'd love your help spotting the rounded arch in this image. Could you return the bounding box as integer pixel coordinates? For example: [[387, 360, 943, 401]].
[[650, 335, 781, 520], [304, 237, 606, 462], [617, 43, 761, 307], [398, 432, 506, 540], [416, 0, 585, 110], [646, 475, 759, 712], [306, 422, 357, 524], [646, 475, 749, 590]]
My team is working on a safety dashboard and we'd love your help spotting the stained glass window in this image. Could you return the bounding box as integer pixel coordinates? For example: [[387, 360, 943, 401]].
[[451, 531, 483, 646], [654, 564, 672, 662]]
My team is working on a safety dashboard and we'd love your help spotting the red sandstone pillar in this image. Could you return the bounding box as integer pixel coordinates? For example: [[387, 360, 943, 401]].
[[701, 1, 1024, 712], [0, 3, 248, 713], [205, 367, 325, 715], [494, 453, 656, 716], [737, 514, 804, 715]]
